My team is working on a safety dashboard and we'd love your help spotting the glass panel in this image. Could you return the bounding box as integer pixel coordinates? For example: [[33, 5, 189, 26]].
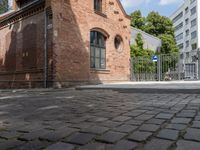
[[90, 46, 95, 57], [95, 48, 100, 57], [101, 48, 105, 58], [95, 58, 100, 68], [101, 58, 106, 69]]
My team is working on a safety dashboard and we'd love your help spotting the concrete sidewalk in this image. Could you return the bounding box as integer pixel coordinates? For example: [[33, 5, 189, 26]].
[[77, 81, 200, 94]]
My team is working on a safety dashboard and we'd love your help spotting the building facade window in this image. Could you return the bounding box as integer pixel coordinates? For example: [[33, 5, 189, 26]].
[[94, 0, 102, 12], [176, 33, 183, 41], [90, 31, 106, 69], [190, 6, 196, 16], [185, 18, 189, 25], [186, 29, 189, 36], [191, 31, 197, 39], [175, 22, 183, 32], [173, 12, 183, 23], [186, 40, 189, 47], [191, 18, 197, 27], [177, 43, 184, 50], [114, 35, 123, 52], [191, 43, 197, 50], [185, 7, 189, 14]]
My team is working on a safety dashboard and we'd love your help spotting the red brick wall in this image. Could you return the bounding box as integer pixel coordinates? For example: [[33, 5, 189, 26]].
[[0, 11, 45, 88], [51, 0, 131, 86]]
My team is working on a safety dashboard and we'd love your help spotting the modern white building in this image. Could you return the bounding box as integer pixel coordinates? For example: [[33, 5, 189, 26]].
[[170, 0, 200, 79]]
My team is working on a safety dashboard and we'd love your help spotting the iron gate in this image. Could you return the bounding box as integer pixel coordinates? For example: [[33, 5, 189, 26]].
[[131, 53, 200, 81]]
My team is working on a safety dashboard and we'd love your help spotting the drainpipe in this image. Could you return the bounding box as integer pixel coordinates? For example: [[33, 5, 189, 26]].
[[44, 8, 48, 88]]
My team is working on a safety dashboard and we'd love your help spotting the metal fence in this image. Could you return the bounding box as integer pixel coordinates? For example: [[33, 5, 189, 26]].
[[131, 53, 200, 81]]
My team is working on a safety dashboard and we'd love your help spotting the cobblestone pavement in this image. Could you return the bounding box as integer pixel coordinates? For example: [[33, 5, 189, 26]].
[[0, 88, 200, 150]]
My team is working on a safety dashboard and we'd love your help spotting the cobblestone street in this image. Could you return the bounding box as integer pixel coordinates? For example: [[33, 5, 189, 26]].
[[0, 88, 200, 150]]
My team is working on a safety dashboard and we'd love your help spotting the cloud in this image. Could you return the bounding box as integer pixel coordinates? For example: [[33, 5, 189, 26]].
[[159, 0, 183, 5], [121, 0, 151, 8]]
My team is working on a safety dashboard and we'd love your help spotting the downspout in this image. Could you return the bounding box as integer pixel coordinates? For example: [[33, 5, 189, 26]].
[[44, 8, 48, 88]]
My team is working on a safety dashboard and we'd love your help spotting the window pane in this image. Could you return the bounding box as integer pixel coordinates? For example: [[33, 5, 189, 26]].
[[95, 48, 100, 57], [95, 58, 100, 68], [90, 46, 95, 57], [101, 48, 105, 58], [101, 58, 106, 69]]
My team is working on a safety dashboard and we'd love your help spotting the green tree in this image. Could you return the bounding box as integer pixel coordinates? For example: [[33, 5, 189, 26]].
[[130, 10, 145, 30], [0, 0, 9, 15], [130, 10, 178, 54], [158, 34, 178, 54], [131, 33, 154, 57], [144, 11, 174, 37]]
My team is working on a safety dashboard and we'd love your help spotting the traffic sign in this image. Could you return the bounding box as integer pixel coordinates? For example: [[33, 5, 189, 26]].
[[152, 55, 158, 62]]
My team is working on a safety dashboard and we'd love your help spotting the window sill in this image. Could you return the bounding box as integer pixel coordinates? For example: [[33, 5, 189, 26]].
[[90, 69, 110, 74], [94, 11, 107, 18]]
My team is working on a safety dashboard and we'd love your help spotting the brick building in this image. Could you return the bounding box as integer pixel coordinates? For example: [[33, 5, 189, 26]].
[[0, 0, 131, 88]]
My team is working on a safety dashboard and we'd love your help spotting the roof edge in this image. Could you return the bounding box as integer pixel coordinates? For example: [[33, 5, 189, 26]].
[[116, 0, 131, 19]]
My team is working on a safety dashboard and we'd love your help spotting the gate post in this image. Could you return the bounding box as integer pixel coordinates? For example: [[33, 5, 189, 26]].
[[157, 55, 161, 81], [198, 48, 200, 80]]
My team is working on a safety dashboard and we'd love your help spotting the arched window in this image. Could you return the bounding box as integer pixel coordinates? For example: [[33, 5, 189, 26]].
[[90, 31, 106, 69], [94, 0, 102, 12]]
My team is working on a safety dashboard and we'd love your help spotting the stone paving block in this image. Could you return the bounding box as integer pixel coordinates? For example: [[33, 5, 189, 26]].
[[184, 128, 200, 142], [165, 124, 187, 130], [135, 114, 154, 121], [112, 140, 138, 150], [146, 118, 165, 125], [155, 113, 174, 120], [0, 140, 24, 150], [171, 118, 191, 124], [195, 116, 200, 121], [157, 129, 179, 140], [81, 126, 109, 135], [143, 139, 173, 150], [13, 140, 50, 150], [114, 124, 138, 133], [96, 131, 126, 144], [0, 131, 22, 139], [123, 112, 142, 117], [100, 120, 123, 128], [19, 129, 50, 141], [176, 140, 200, 150], [112, 116, 132, 122], [176, 112, 196, 118], [78, 143, 105, 150], [87, 117, 108, 123], [128, 131, 152, 142], [40, 127, 77, 142], [70, 122, 94, 129], [191, 121, 200, 128], [139, 124, 160, 132], [66, 132, 95, 145], [125, 120, 144, 126], [44, 142, 74, 150]]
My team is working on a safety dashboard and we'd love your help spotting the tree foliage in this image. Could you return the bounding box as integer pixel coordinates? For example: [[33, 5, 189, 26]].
[[131, 33, 155, 58], [130, 10, 145, 30], [0, 0, 9, 15], [158, 34, 178, 54], [131, 10, 178, 54]]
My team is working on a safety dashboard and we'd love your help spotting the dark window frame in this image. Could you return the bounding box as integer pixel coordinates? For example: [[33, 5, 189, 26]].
[[90, 31, 106, 69], [94, 0, 102, 12]]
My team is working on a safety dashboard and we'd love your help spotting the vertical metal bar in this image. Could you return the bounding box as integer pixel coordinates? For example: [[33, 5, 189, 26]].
[[44, 9, 48, 88], [198, 48, 200, 80], [158, 55, 161, 81]]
